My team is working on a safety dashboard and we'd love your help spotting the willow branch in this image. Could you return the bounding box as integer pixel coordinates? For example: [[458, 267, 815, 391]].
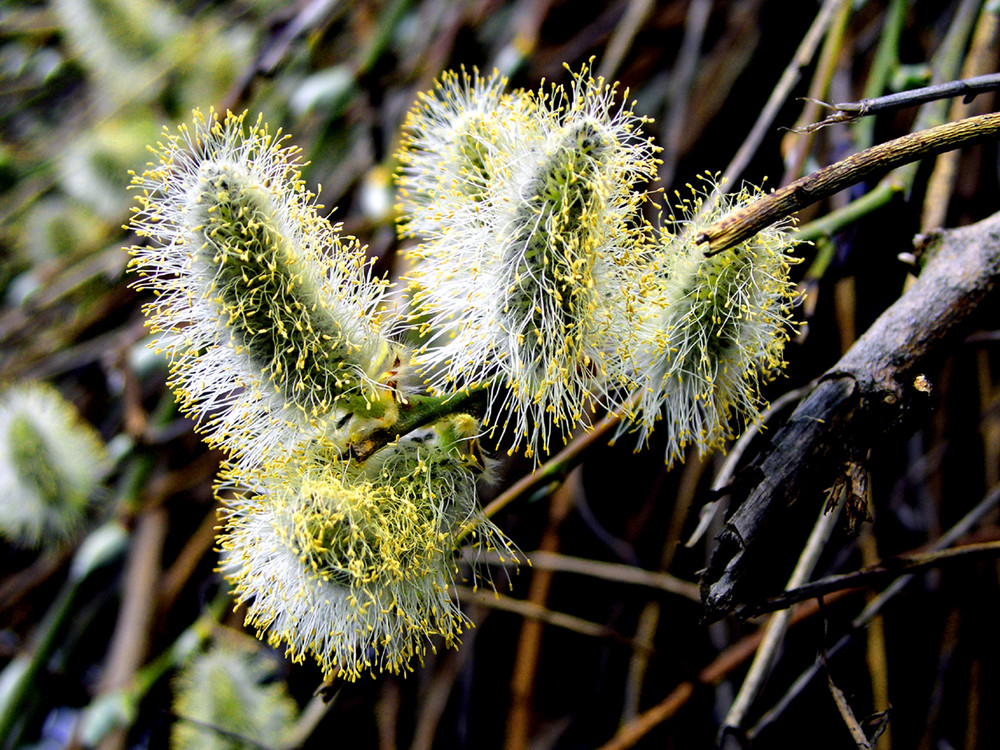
[[737, 540, 1000, 619], [702, 209, 1000, 618], [697, 111, 1000, 255], [802, 72, 1000, 131]]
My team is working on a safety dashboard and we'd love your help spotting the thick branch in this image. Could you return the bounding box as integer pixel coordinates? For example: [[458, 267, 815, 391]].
[[701, 210, 1000, 619]]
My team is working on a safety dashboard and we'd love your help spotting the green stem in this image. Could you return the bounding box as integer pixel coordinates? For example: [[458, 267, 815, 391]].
[[348, 385, 490, 461], [794, 180, 903, 246], [0, 588, 80, 747], [854, 0, 907, 150], [0, 523, 128, 748]]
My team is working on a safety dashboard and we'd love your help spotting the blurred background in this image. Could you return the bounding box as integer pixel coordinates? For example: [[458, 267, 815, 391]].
[[2, 0, 999, 748]]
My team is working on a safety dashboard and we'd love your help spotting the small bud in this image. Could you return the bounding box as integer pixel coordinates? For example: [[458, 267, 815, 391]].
[[0, 382, 108, 547], [171, 643, 297, 750]]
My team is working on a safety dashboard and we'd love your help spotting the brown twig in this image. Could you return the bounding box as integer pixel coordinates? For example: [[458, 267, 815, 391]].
[[859, 527, 892, 750], [482, 409, 622, 520], [780, 0, 851, 184], [471, 549, 701, 601], [736, 540, 1000, 618], [595, 590, 854, 750], [408, 633, 479, 750], [502, 470, 578, 750], [697, 111, 1000, 255], [655, 0, 712, 191], [622, 458, 710, 721], [454, 584, 649, 654], [720, 494, 845, 738], [156, 502, 222, 618], [96, 508, 168, 750], [827, 675, 874, 749]]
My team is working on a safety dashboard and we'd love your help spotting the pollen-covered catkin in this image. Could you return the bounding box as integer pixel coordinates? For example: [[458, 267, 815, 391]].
[[620, 179, 799, 465], [401, 64, 659, 458], [218, 420, 513, 680], [0, 382, 108, 546], [127, 109, 408, 472]]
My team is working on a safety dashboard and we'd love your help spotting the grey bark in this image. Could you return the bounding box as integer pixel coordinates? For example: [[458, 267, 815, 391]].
[[701, 210, 1000, 619]]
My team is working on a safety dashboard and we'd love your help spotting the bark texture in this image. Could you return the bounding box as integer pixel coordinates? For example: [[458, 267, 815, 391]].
[[701, 210, 1000, 618]]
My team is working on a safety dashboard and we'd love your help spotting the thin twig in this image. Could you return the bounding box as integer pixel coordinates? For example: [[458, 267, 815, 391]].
[[656, 0, 712, 191], [781, 0, 851, 184], [277, 694, 335, 750], [802, 73, 1000, 132], [858, 528, 892, 750], [622, 456, 710, 721], [503, 471, 578, 750], [595, 589, 855, 750], [921, 9, 1000, 232], [720, 493, 844, 740], [157, 503, 222, 618], [596, 0, 655, 82], [737, 539, 1000, 619], [853, 0, 908, 151], [482, 409, 623, 520], [720, 0, 844, 188], [453, 585, 651, 654], [827, 676, 874, 749], [747, 481, 1000, 740], [408, 637, 478, 750], [883, 0, 984, 201], [97, 508, 168, 750], [698, 111, 1000, 255], [471, 549, 701, 601]]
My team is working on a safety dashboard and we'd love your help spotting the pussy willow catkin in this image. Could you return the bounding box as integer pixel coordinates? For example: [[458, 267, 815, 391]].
[[128, 109, 405, 473], [218, 425, 512, 679], [127, 64, 799, 679], [399, 64, 660, 457], [0, 382, 107, 546]]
